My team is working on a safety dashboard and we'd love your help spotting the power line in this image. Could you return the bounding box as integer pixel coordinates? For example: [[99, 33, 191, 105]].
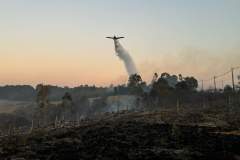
[[215, 70, 231, 79], [199, 65, 240, 91]]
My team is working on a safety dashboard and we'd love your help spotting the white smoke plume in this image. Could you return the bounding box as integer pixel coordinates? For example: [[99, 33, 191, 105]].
[[114, 40, 138, 76]]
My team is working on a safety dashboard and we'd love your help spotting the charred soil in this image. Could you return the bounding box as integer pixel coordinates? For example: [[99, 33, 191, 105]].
[[0, 111, 240, 160]]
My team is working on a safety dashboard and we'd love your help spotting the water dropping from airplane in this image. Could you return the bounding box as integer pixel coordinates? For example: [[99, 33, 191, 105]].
[[106, 35, 138, 76]]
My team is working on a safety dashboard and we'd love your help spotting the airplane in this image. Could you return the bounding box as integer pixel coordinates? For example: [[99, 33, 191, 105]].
[[106, 35, 124, 40]]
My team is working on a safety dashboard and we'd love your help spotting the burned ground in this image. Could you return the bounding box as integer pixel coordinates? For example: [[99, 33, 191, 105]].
[[0, 111, 239, 160]]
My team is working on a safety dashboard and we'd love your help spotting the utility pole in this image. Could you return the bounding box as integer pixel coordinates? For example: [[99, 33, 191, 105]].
[[201, 80, 204, 91], [214, 76, 217, 92], [231, 67, 235, 92]]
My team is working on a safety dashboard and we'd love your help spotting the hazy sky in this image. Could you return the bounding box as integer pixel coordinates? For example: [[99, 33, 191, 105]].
[[0, 0, 240, 87]]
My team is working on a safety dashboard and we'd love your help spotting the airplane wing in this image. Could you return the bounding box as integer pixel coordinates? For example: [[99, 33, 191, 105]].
[[106, 37, 113, 39], [117, 37, 124, 39]]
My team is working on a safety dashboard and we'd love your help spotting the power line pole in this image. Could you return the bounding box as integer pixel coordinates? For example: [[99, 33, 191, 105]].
[[214, 76, 217, 92], [222, 80, 224, 90], [231, 67, 235, 92], [201, 80, 204, 91]]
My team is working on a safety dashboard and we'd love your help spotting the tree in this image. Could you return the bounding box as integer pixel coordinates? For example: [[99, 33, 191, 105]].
[[150, 77, 172, 97], [151, 73, 158, 84], [62, 92, 72, 101], [128, 74, 142, 87], [176, 76, 198, 91], [178, 74, 183, 81], [62, 92, 73, 109], [161, 72, 170, 79], [127, 74, 144, 95], [159, 73, 178, 88], [175, 81, 188, 91], [185, 77, 198, 90], [224, 85, 232, 93], [36, 84, 49, 108]]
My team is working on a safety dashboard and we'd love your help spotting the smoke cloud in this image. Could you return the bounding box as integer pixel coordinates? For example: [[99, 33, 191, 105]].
[[139, 46, 240, 88], [114, 40, 138, 76]]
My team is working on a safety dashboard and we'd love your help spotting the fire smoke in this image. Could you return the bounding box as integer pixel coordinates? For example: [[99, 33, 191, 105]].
[[114, 40, 138, 76]]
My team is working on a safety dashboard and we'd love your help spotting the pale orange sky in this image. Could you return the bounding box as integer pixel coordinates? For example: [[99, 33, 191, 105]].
[[0, 1, 240, 88]]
